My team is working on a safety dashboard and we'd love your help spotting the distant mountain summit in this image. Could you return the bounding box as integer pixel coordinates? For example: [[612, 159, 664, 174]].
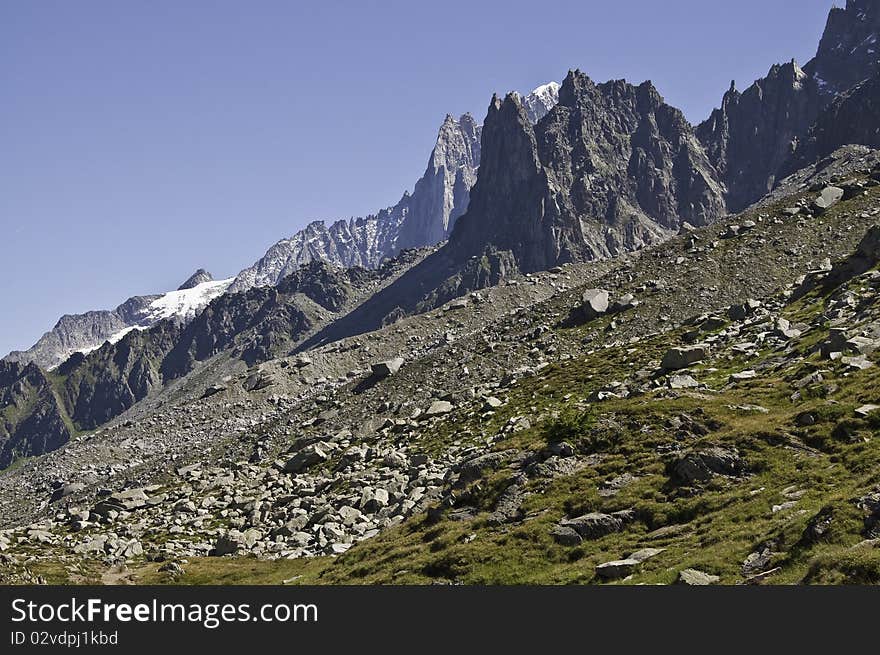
[[177, 268, 214, 290], [4, 271, 231, 370], [520, 81, 560, 123], [228, 83, 560, 294]]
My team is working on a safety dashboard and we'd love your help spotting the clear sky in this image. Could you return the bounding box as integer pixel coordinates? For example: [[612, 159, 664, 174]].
[[1, 0, 836, 356]]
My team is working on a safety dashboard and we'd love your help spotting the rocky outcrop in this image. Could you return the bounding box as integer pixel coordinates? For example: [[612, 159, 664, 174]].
[[786, 72, 880, 171], [697, 61, 823, 211], [450, 70, 726, 271], [298, 72, 727, 346], [804, 0, 880, 97], [699, 0, 880, 211]]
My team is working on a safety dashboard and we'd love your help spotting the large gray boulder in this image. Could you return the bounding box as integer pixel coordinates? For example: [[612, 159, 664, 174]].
[[576, 289, 610, 322], [677, 569, 720, 585], [811, 186, 844, 213], [559, 511, 632, 540], [661, 345, 709, 370], [671, 446, 746, 484], [283, 442, 332, 473], [371, 357, 404, 378]]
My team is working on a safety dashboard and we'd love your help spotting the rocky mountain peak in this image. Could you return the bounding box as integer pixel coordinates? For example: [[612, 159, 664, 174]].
[[521, 81, 561, 122], [806, 0, 880, 95], [177, 268, 214, 291], [449, 69, 725, 273], [697, 59, 822, 211]]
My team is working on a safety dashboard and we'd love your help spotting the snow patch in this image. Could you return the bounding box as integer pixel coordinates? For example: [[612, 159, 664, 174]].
[[143, 278, 233, 323]]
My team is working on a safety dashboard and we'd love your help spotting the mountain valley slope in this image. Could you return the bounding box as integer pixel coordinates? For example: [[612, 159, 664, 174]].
[[4, 1, 880, 586]]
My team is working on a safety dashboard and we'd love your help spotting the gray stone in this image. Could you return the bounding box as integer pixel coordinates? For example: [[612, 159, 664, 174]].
[[283, 442, 331, 473], [677, 569, 720, 585], [728, 299, 761, 321], [610, 293, 639, 314], [577, 289, 610, 322], [669, 374, 700, 389], [628, 547, 665, 563], [371, 357, 405, 378], [729, 370, 757, 383], [855, 404, 880, 418], [213, 530, 245, 556], [595, 559, 640, 580], [560, 512, 627, 540], [661, 345, 709, 370], [424, 400, 453, 417], [811, 186, 844, 213], [51, 482, 85, 502], [671, 446, 745, 484]]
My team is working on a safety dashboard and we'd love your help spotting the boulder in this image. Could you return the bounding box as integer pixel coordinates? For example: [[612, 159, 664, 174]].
[[628, 547, 665, 563], [671, 446, 745, 484], [668, 374, 700, 389], [677, 569, 720, 585], [661, 345, 709, 370], [283, 442, 331, 473], [483, 396, 504, 410], [595, 559, 640, 580], [811, 186, 844, 213], [728, 299, 761, 321], [424, 400, 453, 417], [201, 384, 227, 398], [371, 357, 404, 378], [728, 370, 757, 383], [576, 289, 610, 322], [855, 404, 880, 418], [50, 482, 85, 503], [107, 488, 150, 510], [213, 530, 246, 556], [609, 293, 639, 314], [559, 511, 628, 540]]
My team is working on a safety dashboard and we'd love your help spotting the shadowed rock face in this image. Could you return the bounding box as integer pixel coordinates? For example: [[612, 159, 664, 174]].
[[699, 0, 880, 211], [450, 70, 726, 272], [697, 62, 824, 212], [228, 84, 561, 294], [786, 72, 880, 172], [805, 0, 880, 97], [0, 361, 71, 468]]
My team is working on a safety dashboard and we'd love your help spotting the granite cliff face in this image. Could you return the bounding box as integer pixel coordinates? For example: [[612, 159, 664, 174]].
[[697, 62, 823, 211], [805, 0, 880, 96], [450, 71, 726, 271], [786, 72, 880, 172], [394, 113, 482, 251], [228, 84, 560, 293]]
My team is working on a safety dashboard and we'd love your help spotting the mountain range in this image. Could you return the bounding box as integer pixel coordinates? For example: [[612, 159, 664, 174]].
[[4, 84, 559, 371]]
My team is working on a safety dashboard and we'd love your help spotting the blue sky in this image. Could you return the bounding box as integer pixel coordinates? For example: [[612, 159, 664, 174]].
[[1, 0, 835, 356]]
